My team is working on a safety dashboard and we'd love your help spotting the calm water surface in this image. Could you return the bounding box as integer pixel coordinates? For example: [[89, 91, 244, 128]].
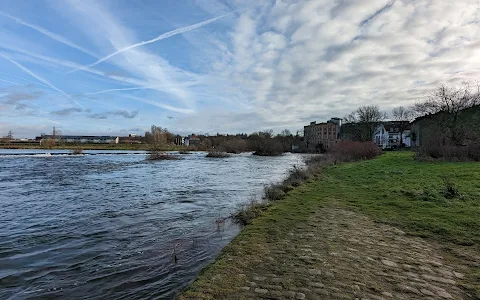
[[0, 150, 304, 299]]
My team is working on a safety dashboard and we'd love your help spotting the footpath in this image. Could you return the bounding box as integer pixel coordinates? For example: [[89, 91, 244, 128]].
[[179, 201, 471, 300]]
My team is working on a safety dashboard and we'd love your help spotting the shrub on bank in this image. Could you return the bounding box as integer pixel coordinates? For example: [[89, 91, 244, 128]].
[[415, 144, 480, 161], [206, 151, 231, 158], [232, 154, 330, 225], [249, 138, 284, 156], [232, 198, 269, 226], [231, 148, 382, 226], [328, 141, 381, 162], [71, 148, 83, 155], [264, 185, 286, 201], [147, 150, 181, 160], [221, 139, 248, 154]]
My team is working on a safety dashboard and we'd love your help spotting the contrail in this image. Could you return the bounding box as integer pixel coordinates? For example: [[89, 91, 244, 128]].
[[68, 12, 234, 73], [85, 87, 147, 95], [0, 71, 55, 90], [0, 53, 84, 108], [0, 78, 21, 85], [125, 95, 195, 114], [0, 11, 97, 58]]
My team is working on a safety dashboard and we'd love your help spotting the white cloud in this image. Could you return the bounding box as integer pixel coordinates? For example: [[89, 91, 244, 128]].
[[190, 0, 480, 132], [58, 0, 204, 108], [4, 0, 480, 135]]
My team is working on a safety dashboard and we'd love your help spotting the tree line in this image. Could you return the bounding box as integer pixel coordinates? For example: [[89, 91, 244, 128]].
[[342, 81, 480, 146], [146, 125, 304, 156]]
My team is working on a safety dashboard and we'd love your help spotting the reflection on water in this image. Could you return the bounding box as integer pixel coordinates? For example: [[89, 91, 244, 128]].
[[0, 150, 304, 299]]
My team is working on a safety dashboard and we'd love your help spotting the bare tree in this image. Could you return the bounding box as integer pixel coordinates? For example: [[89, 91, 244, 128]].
[[344, 105, 387, 141], [279, 129, 292, 137], [413, 82, 480, 145], [248, 130, 284, 156], [392, 106, 414, 121], [413, 82, 480, 117], [148, 125, 172, 148]]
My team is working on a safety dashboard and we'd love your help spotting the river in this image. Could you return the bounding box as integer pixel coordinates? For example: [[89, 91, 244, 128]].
[[0, 149, 304, 299]]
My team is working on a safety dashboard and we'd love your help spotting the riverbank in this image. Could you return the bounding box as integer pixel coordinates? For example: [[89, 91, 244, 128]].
[[179, 152, 480, 299], [0, 143, 185, 151]]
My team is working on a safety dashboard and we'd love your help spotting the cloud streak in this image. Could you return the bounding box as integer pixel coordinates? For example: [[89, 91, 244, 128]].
[[0, 78, 21, 85], [113, 110, 138, 119], [51, 107, 83, 116], [0, 53, 84, 108], [85, 87, 147, 95], [1, 91, 43, 104], [125, 95, 195, 114], [0, 11, 97, 57], [67, 12, 234, 73]]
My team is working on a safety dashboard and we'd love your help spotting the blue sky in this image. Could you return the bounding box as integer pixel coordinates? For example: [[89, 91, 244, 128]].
[[1, 0, 479, 138]]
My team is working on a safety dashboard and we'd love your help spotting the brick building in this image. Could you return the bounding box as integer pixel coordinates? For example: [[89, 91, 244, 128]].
[[304, 118, 342, 151]]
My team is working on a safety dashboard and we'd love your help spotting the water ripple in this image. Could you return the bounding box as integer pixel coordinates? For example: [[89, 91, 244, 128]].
[[0, 149, 305, 299]]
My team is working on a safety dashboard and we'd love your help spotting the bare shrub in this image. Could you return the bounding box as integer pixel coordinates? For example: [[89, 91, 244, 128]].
[[416, 144, 480, 161], [231, 147, 380, 226], [147, 151, 180, 160], [329, 141, 381, 162], [41, 138, 56, 149], [249, 131, 284, 156], [221, 139, 248, 153], [71, 148, 83, 155], [264, 185, 286, 201], [231, 197, 269, 226], [289, 165, 310, 181], [206, 151, 231, 158]]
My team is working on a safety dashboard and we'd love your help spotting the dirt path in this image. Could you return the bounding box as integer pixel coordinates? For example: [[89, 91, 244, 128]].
[[180, 202, 473, 299]]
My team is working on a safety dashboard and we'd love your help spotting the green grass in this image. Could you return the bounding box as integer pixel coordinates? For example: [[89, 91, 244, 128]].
[[179, 152, 480, 299], [321, 152, 480, 246]]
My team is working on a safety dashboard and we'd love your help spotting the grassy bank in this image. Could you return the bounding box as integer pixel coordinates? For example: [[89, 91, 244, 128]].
[[0, 143, 186, 151], [325, 152, 480, 246], [179, 152, 480, 298]]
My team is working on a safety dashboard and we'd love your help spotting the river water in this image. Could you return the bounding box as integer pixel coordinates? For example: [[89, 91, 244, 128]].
[[0, 150, 304, 299]]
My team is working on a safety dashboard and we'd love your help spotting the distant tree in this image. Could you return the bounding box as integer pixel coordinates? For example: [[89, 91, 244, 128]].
[[295, 129, 304, 137], [7, 130, 13, 139], [392, 106, 414, 121], [391, 106, 414, 146], [147, 125, 174, 151], [248, 130, 284, 156], [261, 129, 274, 138], [220, 138, 248, 153], [343, 105, 387, 141], [41, 138, 56, 149], [279, 129, 292, 137]]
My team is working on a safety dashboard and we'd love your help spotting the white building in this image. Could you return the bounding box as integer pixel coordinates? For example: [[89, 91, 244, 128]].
[[373, 122, 412, 149]]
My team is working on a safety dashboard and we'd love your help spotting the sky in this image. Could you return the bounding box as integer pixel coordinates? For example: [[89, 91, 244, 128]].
[[1, 0, 479, 138]]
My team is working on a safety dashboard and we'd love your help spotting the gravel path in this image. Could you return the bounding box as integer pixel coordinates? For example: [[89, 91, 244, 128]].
[[180, 203, 472, 299]]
